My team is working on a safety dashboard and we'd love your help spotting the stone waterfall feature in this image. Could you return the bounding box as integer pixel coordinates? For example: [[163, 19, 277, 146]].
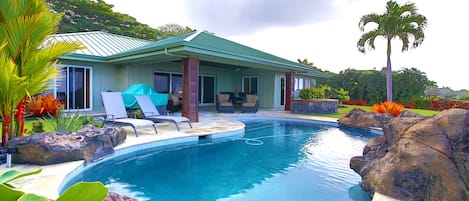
[[340, 108, 469, 201]]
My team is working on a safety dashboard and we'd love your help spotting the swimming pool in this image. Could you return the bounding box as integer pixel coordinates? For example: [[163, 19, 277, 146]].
[[62, 118, 378, 201]]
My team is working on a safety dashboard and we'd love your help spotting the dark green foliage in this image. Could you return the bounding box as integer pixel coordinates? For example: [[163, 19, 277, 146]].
[[45, 0, 193, 41], [299, 88, 325, 99], [393, 68, 436, 103], [318, 67, 435, 105]]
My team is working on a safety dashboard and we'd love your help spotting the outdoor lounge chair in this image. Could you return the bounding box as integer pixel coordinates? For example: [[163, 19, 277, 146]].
[[216, 93, 234, 113], [241, 94, 259, 113], [134, 95, 192, 131], [101, 92, 157, 137]]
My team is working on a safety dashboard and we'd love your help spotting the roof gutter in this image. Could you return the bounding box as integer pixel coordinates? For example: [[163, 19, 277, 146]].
[[164, 48, 188, 58]]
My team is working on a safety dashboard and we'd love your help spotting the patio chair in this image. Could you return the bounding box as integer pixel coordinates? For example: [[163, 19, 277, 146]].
[[101, 92, 158, 137], [241, 94, 259, 113], [134, 95, 192, 131], [216, 93, 234, 113]]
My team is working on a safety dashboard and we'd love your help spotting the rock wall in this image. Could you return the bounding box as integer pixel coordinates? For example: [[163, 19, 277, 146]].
[[345, 109, 469, 201], [8, 125, 126, 165]]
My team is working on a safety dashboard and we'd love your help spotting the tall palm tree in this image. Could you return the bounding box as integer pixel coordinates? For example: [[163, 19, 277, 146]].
[[0, 0, 81, 146], [357, 0, 427, 102]]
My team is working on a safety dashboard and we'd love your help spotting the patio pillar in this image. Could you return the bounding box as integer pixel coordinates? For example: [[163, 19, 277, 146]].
[[182, 57, 199, 122], [285, 72, 295, 111]]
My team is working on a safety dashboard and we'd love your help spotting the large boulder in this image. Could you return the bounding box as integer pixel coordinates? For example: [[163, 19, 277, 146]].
[[338, 108, 393, 129], [8, 125, 126, 165], [348, 109, 469, 201]]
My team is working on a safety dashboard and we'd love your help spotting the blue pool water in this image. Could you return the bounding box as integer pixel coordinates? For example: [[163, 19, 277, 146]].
[[63, 119, 378, 201]]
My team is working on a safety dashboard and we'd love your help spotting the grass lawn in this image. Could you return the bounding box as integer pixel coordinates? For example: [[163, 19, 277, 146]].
[[310, 105, 440, 118]]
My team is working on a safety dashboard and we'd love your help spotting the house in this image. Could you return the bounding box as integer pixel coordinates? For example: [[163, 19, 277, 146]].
[[47, 31, 328, 121]]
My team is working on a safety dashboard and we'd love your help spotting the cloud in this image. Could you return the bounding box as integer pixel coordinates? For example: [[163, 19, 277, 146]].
[[184, 0, 337, 35]]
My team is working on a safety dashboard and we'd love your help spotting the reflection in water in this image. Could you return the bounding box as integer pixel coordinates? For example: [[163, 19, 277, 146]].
[[64, 119, 376, 201]]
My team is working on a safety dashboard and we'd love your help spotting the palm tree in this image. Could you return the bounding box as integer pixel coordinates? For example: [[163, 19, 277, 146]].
[[0, 0, 81, 146], [357, 0, 427, 102], [297, 58, 314, 67]]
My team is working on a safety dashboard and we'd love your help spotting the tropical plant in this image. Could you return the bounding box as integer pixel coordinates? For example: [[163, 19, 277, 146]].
[[44, 109, 84, 132], [26, 94, 64, 117], [318, 85, 332, 99], [0, 169, 42, 188], [357, 0, 427, 102], [0, 168, 109, 201], [336, 88, 350, 106], [0, 0, 82, 146], [372, 101, 405, 117]]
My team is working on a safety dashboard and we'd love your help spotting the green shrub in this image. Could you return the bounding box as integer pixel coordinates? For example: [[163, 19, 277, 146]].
[[412, 96, 432, 109], [318, 85, 332, 98], [460, 95, 469, 101], [31, 121, 44, 134], [299, 87, 325, 99]]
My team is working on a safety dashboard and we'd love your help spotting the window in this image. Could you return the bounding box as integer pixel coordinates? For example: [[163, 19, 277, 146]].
[[242, 76, 259, 94], [154, 72, 182, 95], [55, 65, 92, 110], [294, 77, 315, 91]]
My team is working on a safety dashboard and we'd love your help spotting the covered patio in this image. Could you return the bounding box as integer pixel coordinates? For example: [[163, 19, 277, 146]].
[[52, 31, 328, 121]]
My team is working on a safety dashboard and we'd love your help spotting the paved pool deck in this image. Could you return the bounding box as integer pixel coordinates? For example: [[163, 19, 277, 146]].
[[0, 108, 395, 201]]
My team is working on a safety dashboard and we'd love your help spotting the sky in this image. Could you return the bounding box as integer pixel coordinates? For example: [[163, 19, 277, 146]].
[[104, 0, 469, 90]]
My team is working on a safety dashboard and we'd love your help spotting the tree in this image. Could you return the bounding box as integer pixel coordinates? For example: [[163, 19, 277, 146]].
[[157, 23, 194, 40], [357, 0, 427, 101], [46, 0, 194, 41], [0, 0, 81, 146], [393, 67, 434, 103]]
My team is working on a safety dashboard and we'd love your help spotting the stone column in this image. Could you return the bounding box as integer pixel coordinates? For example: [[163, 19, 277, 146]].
[[182, 58, 199, 122], [285, 72, 295, 111]]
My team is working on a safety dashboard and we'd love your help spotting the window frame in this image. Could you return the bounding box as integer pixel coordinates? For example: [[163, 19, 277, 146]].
[[52, 64, 93, 111], [242, 75, 259, 94]]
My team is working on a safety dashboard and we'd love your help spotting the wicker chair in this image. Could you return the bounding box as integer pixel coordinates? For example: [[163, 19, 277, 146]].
[[241, 94, 259, 113], [216, 93, 234, 113]]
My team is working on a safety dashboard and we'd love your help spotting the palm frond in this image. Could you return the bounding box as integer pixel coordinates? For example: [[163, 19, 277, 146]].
[[358, 13, 380, 31], [357, 31, 381, 53]]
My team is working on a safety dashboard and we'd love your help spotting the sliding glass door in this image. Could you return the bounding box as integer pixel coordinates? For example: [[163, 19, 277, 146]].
[[154, 72, 216, 105], [56, 65, 92, 110]]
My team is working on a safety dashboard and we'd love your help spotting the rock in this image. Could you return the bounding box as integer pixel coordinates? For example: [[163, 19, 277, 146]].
[[104, 192, 138, 201], [8, 125, 126, 165], [350, 109, 469, 201], [338, 108, 393, 129]]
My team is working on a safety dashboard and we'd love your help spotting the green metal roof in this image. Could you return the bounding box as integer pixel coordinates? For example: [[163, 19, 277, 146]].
[[56, 31, 328, 78], [48, 31, 150, 57]]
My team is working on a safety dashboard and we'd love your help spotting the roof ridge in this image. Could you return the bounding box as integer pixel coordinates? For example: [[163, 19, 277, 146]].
[[190, 32, 304, 68], [183, 31, 203, 41]]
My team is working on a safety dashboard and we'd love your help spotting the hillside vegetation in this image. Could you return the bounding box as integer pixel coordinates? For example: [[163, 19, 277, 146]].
[[46, 0, 193, 40]]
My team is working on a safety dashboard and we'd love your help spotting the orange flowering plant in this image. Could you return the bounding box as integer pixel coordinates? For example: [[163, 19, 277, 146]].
[[371, 101, 405, 117], [26, 94, 64, 117]]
